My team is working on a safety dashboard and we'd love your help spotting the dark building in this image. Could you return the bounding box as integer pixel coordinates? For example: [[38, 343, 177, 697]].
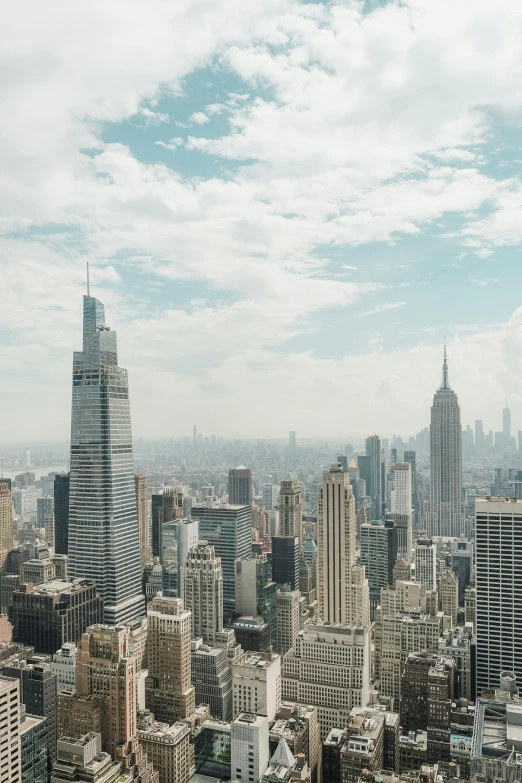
[[12, 579, 103, 655], [2, 658, 57, 765], [232, 616, 271, 653], [20, 709, 48, 783], [384, 712, 400, 774], [0, 478, 12, 490], [322, 728, 345, 783], [191, 503, 251, 614], [53, 474, 70, 556], [451, 539, 474, 606], [271, 536, 299, 590], [401, 652, 438, 733], [337, 456, 348, 472], [427, 658, 455, 763], [151, 488, 182, 558], [404, 450, 417, 520], [386, 512, 411, 562], [227, 468, 252, 506]]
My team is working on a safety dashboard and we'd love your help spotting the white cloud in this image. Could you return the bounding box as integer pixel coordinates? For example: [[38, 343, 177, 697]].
[[137, 107, 170, 125], [189, 111, 210, 124], [357, 302, 406, 317], [155, 137, 184, 150]]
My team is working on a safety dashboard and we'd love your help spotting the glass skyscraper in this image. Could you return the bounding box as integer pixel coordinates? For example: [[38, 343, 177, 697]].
[[68, 292, 144, 625]]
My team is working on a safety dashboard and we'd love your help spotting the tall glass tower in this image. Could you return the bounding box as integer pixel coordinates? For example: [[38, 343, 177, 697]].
[[428, 346, 464, 538], [68, 289, 144, 625]]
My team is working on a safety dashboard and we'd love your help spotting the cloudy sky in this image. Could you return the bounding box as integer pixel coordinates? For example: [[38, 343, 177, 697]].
[[2, 0, 522, 441]]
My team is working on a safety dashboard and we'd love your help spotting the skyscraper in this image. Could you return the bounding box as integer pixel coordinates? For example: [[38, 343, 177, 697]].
[[53, 474, 70, 556], [503, 401, 511, 447], [227, 468, 253, 505], [428, 347, 464, 538], [365, 435, 382, 519], [390, 462, 413, 558], [0, 482, 13, 576], [317, 464, 369, 625], [414, 538, 437, 591], [182, 541, 223, 644], [151, 488, 183, 558], [0, 676, 21, 782], [68, 288, 144, 626], [289, 431, 296, 451], [279, 474, 302, 540], [135, 475, 151, 571], [475, 497, 522, 693]]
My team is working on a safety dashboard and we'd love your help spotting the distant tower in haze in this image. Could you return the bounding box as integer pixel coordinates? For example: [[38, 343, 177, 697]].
[[67, 279, 144, 626], [428, 346, 464, 538], [193, 425, 197, 446], [503, 401, 511, 447], [365, 436, 382, 520], [227, 468, 252, 505], [289, 431, 296, 452]]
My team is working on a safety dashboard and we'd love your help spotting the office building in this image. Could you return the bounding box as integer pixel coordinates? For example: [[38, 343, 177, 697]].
[[279, 475, 302, 540], [339, 709, 385, 783], [68, 290, 144, 626], [12, 579, 103, 655], [182, 541, 223, 644], [271, 536, 299, 590], [365, 435, 382, 520], [231, 712, 270, 783], [0, 676, 21, 782], [228, 468, 253, 506], [439, 568, 459, 625], [475, 497, 522, 693], [191, 638, 232, 721], [0, 482, 13, 576], [135, 475, 151, 570], [415, 538, 437, 591], [36, 495, 53, 527], [275, 588, 300, 655], [53, 474, 70, 556], [282, 620, 370, 739], [232, 616, 271, 653], [51, 732, 135, 783], [52, 643, 78, 693], [269, 703, 321, 783], [360, 520, 397, 617], [20, 557, 56, 585], [76, 624, 157, 780], [317, 464, 369, 626], [191, 503, 251, 614], [262, 485, 279, 511], [1, 658, 58, 765], [451, 539, 474, 606], [427, 657, 456, 763], [429, 347, 464, 538], [161, 517, 199, 598], [390, 462, 413, 557], [138, 711, 193, 783], [470, 675, 522, 783], [235, 555, 277, 646], [146, 595, 195, 724], [151, 488, 183, 559], [232, 651, 281, 721], [20, 710, 47, 783]]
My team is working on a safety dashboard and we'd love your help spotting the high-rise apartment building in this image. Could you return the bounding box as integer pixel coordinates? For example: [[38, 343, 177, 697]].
[[228, 468, 253, 506], [191, 503, 251, 614], [429, 347, 464, 538], [146, 595, 195, 724], [438, 568, 458, 625], [12, 579, 103, 655], [0, 482, 13, 576], [68, 291, 144, 626], [275, 587, 300, 655], [182, 541, 223, 644], [282, 620, 370, 739], [279, 475, 302, 540], [414, 538, 437, 591], [475, 497, 522, 694], [365, 436, 383, 519], [76, 624, 157, 780], [135, 475, 151, 570], [0, 676, 21, 782], [317, 465, 369, 626], [53, 473, 70, 556]]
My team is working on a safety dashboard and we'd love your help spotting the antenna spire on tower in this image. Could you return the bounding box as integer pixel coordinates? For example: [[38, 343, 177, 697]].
[[86, 262, 90, 297], [441, 339, 450, 390]]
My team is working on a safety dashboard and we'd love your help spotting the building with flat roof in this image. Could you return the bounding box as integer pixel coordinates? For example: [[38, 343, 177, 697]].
[[232, 651, 281, 721], [231, 713, 269, 783], [20, 711, 47, 783], [138, 710, 193, 783], [51, 732, 133, 783]]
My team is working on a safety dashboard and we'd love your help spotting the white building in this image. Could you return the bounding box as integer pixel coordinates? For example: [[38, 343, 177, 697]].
[[282, 620, 370, 739], [414, 538, 437, 591], [262, 485, 279, 512], [475, 497, 522, 693], [51, 643, 78, 692], [390, 462, 413, 557], [182, 541, 223, 645], [231, 712, 270, 783], [232, 652, 281, 721]]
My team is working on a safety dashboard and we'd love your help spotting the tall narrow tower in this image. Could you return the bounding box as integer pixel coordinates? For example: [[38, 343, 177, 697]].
[[68, 284, 144, 625], [428, 346, 464, 538], [279, 474, 302, 540], [503, 401, 511, 447], [365, 435, 382, 520], [182, 541, 223, 644]]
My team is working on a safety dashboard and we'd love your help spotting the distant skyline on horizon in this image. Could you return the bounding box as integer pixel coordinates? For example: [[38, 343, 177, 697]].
[[2, 1, 522, 439]]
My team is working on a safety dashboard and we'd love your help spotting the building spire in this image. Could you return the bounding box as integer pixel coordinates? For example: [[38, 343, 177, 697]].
[[86, 262, 90, 297], [441, 340, 450, 390]]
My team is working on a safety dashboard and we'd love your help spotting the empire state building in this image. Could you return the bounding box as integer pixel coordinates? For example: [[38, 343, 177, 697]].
[[68, 284, 145, 625], [428, 347, 464, 538]]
